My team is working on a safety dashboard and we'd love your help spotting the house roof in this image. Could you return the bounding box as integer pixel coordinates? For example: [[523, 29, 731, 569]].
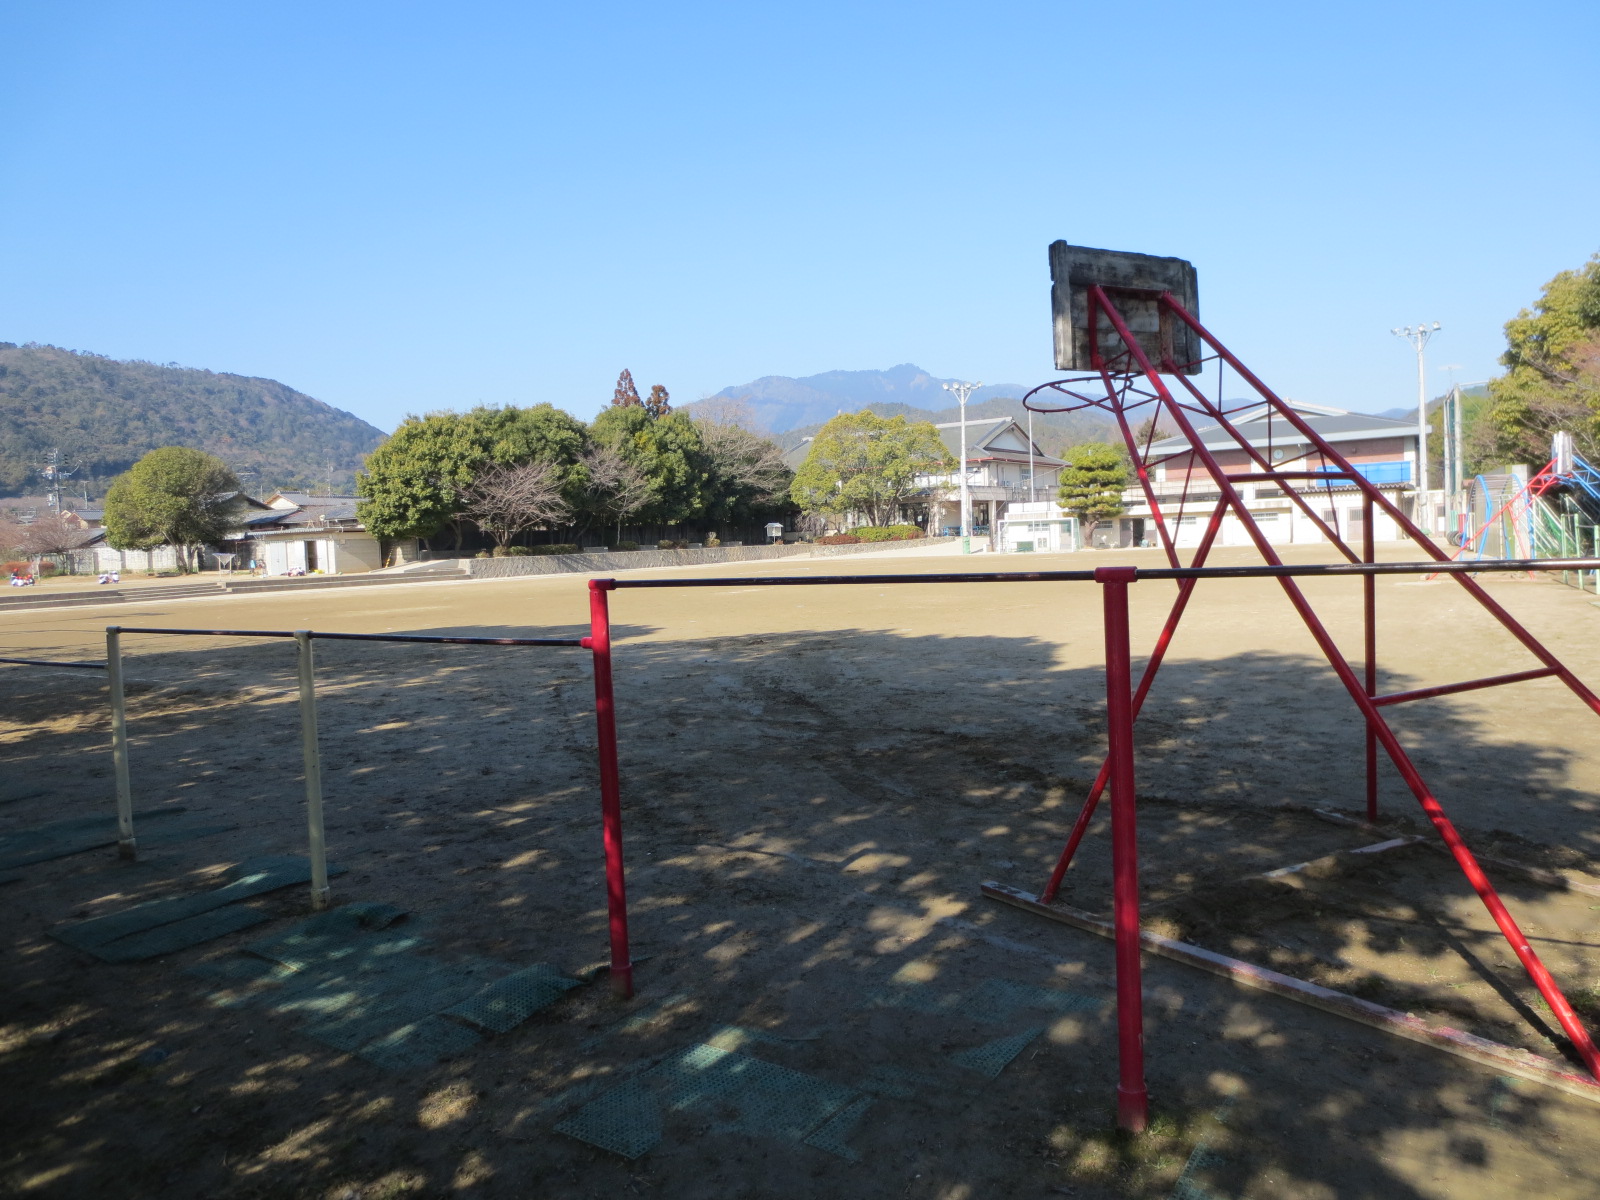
[[781, 416, 1065, 471], [1146, 405, 1417, 457], [243, 497, 363, 533], [932, 417, 1066, 468]]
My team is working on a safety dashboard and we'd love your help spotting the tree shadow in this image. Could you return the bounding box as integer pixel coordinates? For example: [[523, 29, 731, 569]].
[[3, 616, 1600, 1198]]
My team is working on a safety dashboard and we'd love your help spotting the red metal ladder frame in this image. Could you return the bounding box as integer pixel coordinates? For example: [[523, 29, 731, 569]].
[[1024, 284, 1600, 1104]]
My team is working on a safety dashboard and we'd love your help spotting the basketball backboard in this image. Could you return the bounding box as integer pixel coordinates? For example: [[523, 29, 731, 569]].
[[1049, 242, 1201, 375]]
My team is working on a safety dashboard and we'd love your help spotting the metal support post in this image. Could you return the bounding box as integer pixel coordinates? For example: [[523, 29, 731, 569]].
[[1098, 566, 1148, 1133], [585, 579, 634, 999], [1363, 496, 1378, 821], [294, 630, 331, 910], [106, 626, 135, 860]]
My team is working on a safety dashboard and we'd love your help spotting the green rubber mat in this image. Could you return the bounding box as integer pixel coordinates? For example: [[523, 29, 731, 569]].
[[52, 856, 345, 953], [444, 964, 581, 1033], [359, 1015, 484, 1071], [242, 901, 415, 970], [555, 1042, 862, 1161], [803, 1094, 874, 1161], [82, 905, 271, 963], [206, 905, 582, 1070], [0, 807, 190, 870], [948, 1026, 1044, 1078]]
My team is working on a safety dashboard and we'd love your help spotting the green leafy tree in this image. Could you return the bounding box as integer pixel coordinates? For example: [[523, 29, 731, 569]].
[[790, 411, 951, 527], [1487, 254, 1600, 464], [589, 405, 712, 525], [1056, 442, 1128, 537], [104, 446, 240, 571], [356, 404, 587, 543]]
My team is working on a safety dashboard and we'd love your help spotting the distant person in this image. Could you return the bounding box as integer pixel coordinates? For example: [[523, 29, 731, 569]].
[[110, 570, 119, 583], [98, 573, 110, 585]]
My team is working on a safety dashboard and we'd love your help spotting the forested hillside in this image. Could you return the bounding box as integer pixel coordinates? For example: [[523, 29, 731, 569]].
[[0, 342, 387, 497]]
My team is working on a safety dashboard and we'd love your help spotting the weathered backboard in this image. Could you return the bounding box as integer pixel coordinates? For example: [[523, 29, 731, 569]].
[[1050, 242, 1201, 375]]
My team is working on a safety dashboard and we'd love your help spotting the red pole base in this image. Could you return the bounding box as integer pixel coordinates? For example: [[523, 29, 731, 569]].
[[1117, 1086, 1149, 1133], [609, 962, 634, 1000]]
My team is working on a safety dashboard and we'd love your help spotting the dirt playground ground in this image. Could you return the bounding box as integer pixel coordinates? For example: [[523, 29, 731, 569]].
[[4, 542, 1600, 1199]]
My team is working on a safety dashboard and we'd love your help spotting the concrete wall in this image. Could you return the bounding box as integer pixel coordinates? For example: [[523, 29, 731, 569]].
[[465, 537, 958, 579]]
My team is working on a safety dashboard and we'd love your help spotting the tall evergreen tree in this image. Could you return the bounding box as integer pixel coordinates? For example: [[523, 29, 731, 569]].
[[645, 384, 672, 418], [612, 369, 642, 407]]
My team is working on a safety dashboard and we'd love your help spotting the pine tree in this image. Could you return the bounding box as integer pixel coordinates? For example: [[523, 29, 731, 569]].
[[612, 369, 642, 407], [645, 384, 672, 418]]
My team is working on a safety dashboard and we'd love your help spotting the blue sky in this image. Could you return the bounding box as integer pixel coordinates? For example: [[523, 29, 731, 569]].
[[2, 1, 1595, 431]]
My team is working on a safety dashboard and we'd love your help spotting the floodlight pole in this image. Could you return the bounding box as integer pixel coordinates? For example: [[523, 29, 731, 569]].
[[1392, 323, 1441, 534], [944, 381, 981, 553], [1028, 409, 1037, 503]]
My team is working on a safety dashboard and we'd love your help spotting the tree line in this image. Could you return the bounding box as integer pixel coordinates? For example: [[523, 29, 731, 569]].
[[356, 373, 793, 548]]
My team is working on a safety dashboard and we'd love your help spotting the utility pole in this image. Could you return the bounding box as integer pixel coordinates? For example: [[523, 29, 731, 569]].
[[1391, 323, 1441, 532], [943, 380, 981, 553]]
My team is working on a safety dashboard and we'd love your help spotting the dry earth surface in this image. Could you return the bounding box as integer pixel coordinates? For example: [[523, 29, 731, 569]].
[[3, 542, 1600, 1199]]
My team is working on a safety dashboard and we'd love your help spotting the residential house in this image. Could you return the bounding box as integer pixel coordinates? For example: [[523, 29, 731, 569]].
[[1103, 403, 1422, 550], [240, 493, 385, 575], [915, 417, 1067, 542]]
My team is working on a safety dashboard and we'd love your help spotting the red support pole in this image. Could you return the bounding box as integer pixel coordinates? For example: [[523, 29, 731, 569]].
[[1098, 566, 1148, 1133], [1094, 290, 1600, 1080], [1041, 500, 1227, 903], [1364, 495, 1378, 822], [585, 578, 634, 999]]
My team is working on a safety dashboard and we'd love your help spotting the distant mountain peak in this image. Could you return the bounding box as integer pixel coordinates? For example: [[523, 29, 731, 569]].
[[691, 364, 1033, 434]]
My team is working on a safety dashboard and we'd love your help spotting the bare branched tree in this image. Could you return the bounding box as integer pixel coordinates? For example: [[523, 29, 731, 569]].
[[456, 461, 570, 549], [17, 511, 91, 564], [694, 417, 791, 505], [581, 445, 653, 542]]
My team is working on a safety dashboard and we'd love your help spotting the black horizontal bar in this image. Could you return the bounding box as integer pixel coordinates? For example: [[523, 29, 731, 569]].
[[0, 656, 107, 670], [309, 632, 584, 647], [604, 558, 1600, 589], [111, 626, 582, 647]]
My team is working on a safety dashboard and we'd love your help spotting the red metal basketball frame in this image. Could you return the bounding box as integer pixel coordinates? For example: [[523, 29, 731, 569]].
[[1020, 284, 1600, 1127]]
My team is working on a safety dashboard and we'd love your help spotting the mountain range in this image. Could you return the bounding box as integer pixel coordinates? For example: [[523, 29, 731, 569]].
[[689, 363, 1118, 454], [695, 363, 1031, 433]]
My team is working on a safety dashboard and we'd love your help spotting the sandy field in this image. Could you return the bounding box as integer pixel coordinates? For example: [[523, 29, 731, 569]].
[[4, 542, 1600, 1199]]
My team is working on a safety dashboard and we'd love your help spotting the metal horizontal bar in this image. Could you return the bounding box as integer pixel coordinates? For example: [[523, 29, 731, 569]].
[[0, 656, 107, 670], [309, 632, 584, 647], [110, 626, 582, 647], [605, 558, 1600, 589], [1372, 666, 1561, 707]]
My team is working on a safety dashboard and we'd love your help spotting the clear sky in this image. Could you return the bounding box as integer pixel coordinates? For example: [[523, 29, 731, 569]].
[[2, 1, 1595, 431]]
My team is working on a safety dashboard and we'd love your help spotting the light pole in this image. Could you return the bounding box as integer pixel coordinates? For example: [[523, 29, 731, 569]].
[[1392, 322, 1441, 532], [943, 380, 981, 553], [1028, 408, 1037, 503]]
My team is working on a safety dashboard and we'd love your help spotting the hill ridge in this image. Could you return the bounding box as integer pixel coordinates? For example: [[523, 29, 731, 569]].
[[0, 342, 387, 497]]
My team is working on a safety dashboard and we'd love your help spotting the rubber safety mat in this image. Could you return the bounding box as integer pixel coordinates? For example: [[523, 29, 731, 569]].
[[52, 856, 345, 960], [0, 807, 196, 870], [196, 903, 583, 1070], [555, 1042, 863, 1160]]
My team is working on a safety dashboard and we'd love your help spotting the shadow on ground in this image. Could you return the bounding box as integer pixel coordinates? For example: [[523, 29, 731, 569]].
[[2, 619, 1598, 1199]]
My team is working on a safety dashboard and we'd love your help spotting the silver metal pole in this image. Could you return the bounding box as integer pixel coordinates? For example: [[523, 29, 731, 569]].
[[106, 626, 135, 860], [959, 395, 970, 552], [1452, 383, 1465, 500], [1415, 337, 1430, 505], [294, 630, 330, 909], [1028, 409, 1036, 503]]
